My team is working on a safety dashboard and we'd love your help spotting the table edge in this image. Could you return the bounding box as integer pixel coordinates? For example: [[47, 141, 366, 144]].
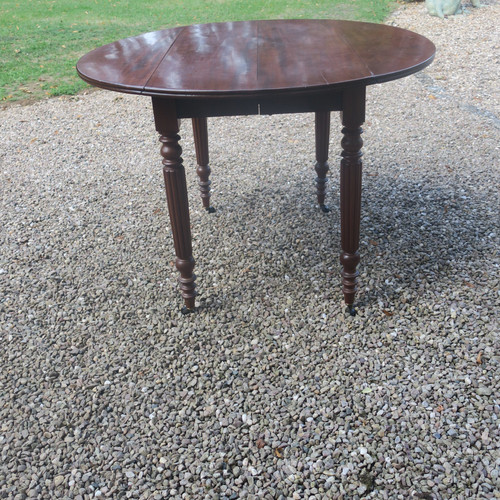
[[77, 51, 435, 99]]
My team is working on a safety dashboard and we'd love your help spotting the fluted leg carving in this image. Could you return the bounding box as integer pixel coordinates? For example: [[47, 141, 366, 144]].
[[153, 97, 196, 312], [339, 87, 366, 314], [315, 111, 331, 212], [192, 117, 215, 213], [160, 133, 197, 310]]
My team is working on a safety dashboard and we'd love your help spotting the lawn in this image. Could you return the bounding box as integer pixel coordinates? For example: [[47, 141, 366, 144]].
[[0, 0, 394, 103]]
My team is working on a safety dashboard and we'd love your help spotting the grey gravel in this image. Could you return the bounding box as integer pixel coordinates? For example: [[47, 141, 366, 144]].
[[1, 3, 499, 499]]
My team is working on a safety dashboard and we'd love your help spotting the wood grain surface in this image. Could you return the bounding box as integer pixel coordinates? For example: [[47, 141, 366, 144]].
[[77, 19, 435, 97]]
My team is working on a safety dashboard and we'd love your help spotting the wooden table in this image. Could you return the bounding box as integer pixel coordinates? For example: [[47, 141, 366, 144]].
[[77, 19, 435, 314]]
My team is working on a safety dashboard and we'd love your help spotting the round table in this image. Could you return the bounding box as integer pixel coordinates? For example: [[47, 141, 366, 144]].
[[77, 19, 435, 314]]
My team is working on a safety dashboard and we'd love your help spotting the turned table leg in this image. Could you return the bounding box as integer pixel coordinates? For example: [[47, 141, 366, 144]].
[[315, 110, 331, 213], [192, 117, 215, 213], [152, 97, 196, 312], [339, 87, 365, 315]]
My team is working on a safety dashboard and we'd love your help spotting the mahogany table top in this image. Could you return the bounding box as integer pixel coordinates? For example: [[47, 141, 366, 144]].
[[76, 19, 435, 98]]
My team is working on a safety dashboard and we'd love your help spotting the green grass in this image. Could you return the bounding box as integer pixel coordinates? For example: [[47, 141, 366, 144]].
[[1, 0, 394, 103]]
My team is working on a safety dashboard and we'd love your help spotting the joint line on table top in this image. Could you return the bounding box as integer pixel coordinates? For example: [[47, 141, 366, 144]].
[[143, 27, 187, 95], [336, 31, 374, 79]]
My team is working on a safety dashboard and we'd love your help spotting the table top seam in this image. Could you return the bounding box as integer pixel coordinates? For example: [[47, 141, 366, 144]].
[[143, 26, 186, 95], [336, 30, 375, 80]]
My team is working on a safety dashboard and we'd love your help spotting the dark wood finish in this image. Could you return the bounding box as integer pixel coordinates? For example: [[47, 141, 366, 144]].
[[315, 111, 331, 211], [77, 20, 435, 97], [175, 91, 343, 119], [191, 117, 213, 211], [76, 28, 184, 94], [339, 87, 365, 312], [152, 97, 196, 311], [77, 20, 436, 312]]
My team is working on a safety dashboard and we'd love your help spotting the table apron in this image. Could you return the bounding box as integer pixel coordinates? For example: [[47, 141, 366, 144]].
[[173, 91, 343, 118]]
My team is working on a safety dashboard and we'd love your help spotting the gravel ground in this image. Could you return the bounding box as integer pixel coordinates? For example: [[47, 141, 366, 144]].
[[1, 3, 499, 499]]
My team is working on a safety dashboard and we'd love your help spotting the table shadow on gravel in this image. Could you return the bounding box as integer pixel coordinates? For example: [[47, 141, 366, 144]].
[[188, 172, 498, 313]]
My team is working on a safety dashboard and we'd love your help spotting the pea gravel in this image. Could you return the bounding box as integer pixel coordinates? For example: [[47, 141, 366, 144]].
[[1, 3, 499, 499]]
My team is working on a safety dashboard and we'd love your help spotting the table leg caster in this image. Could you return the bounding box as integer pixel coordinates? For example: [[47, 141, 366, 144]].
[[319, 204, 330, 213], [206, 206, 216, 214], [346, 304, 357, 317]]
